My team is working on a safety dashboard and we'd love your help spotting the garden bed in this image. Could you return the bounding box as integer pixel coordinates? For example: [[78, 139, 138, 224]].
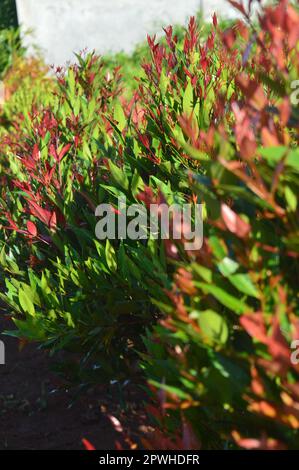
[[0, 0, 299, 451]]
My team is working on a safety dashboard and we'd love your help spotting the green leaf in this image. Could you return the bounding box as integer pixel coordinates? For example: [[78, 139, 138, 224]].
[[18, 288, 35, 316], [287, 149, 299, 171], [0, 245, 7, 267], [159, 69, 169, 97], [105, 240, 117, 272], [0, 292, 21, 314], [114, 102, 126, 132], [67, 68, 76, 97], [192, 263, 212, 283], [149, 380, 191, 400], [218, 257, 239, 277], [73, 96, 81, 117], [285, 186, 297, 212], [109, 161, 129, 191], [131, 169, 144, 199], [195, 282, 250, 314], [126, 256, 141, 281], [260, 146, 299, 171], [228, 274, 260, 299], [197, 309, 228, 344], [12, 318, 46, 341], [209, 236, 227, 259], [183, 78, 193, 115], [179, 140, 210, 161]]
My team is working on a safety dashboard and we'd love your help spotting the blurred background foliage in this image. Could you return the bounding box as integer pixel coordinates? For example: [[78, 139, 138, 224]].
[[0, 0, 21, 79], [0, 0, 18, 29]]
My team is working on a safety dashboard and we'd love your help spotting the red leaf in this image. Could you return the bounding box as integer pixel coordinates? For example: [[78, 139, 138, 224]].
[[261, 127, 280, 147], [115, 441, 124, 450], [236, 74, 267, 111], [27, 220, 37, 237], [228, 1, 246, 16], [221, 203, 251, 238], [58, 143, 72, 161], [232, 431, 286, 450], [267, 315, 290, 363], [32, 143, 40, 161], [240, 313, 267, 342], [49, 211, 57, 230], [82, 438, 95, 451], [182, 419, 201, 450], [74, 135, 80, 148], [138, 133, 150, 149], [49, 144, 58, 161], [108, 415, 123, 433], [27, 200, 57, 229], [212, 13, 218, 28]]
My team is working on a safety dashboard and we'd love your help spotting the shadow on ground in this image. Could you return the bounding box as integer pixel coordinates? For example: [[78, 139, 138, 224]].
[[0, 317, 150, 450]]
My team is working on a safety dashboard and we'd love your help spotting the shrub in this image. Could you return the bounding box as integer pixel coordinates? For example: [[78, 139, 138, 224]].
[[139, 0, 299, 450], [0, 51, 168, 381], [0, 27, 25, 80], [0, 0, 298, 450], [0, 0, 18, 30]]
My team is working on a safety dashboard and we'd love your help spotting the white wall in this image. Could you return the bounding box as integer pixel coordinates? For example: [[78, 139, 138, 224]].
[[16, 0, 244, 66]]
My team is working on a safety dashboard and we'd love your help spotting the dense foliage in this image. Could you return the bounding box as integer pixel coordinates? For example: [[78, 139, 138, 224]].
[[0, 0, 18, 30], [0, 0, 298, 449]]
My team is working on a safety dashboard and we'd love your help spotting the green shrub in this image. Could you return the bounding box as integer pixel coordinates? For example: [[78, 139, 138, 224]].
[[0, 28, 25, 79], [0, 0, 18, 30], [0, 51, 169, 381]]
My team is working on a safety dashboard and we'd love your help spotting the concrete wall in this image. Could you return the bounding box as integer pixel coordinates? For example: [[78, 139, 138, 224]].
[[16, 0, 243, 66]]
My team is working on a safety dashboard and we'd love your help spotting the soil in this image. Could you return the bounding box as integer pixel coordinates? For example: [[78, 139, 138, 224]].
[[0, 317, 151, 450]]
